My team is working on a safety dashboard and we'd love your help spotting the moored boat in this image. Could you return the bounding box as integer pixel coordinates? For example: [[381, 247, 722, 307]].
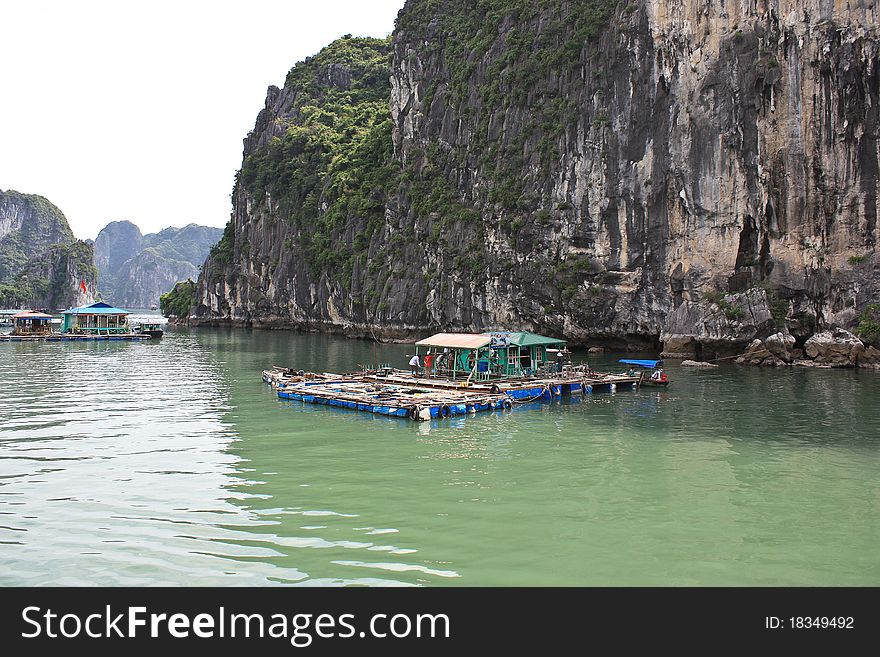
[[134, 322, 164, 339], [619, 359, 670, 386]]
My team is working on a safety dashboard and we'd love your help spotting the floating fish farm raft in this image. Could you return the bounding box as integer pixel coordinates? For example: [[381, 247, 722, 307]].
[[262, 331, 645, 422], [1, 303, 153, 341], [0, 333, 150, 342], [262, 366, 641, 422]]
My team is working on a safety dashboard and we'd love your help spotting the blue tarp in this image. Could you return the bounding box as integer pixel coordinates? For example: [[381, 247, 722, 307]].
[[62, 301, 130, 315], [619, 359, 662, 369]]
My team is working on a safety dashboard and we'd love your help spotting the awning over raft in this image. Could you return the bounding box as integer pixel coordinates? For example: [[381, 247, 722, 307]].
[[13, 311, 54, 319], [619, 359, 662, 368], [415, 333, 492, 349]]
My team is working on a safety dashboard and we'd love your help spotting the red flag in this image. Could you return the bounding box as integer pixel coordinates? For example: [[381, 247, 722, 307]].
[[79, 280, 87, 294]]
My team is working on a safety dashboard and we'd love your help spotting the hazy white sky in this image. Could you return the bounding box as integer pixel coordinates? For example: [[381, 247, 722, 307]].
[[0, 0, 406, 239]]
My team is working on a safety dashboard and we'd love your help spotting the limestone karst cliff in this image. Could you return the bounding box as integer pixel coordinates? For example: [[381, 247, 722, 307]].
[[94, 221, 222, 307], [0, 189, 97, 309], [191, 0, 879, 355]]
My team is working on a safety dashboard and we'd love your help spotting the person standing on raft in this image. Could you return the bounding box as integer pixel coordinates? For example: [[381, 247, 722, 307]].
[[409, 354, 421, 376]]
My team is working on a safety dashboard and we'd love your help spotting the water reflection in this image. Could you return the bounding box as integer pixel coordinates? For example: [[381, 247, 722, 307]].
[[1, 327, 879, 585]]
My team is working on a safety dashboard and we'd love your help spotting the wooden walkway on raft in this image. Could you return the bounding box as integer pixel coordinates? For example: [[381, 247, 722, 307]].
[[360, 368, 640, 401], [262, 365, 641, 422]]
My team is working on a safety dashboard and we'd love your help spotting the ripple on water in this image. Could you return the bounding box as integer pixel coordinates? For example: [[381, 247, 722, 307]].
[[2, 332, 879, 585]]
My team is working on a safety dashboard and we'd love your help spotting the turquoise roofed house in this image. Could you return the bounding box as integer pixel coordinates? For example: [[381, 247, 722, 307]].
[[61, 302, 132, 335], [411, 331, 569, 380], [485, 331, 567, 376]]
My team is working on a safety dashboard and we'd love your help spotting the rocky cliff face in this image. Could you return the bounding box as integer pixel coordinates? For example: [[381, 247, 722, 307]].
[[191, 1, 879, 353], [94, 220, 143, 292], [14, 241, 98, 310], [0, 189, 96, 309], [0, 189, 75, 282], [94, 221, 221, 307]]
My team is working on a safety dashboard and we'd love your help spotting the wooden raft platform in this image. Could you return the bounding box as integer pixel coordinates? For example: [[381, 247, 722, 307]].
[[276, 378, 510, 421], [0, 333, 150, 342], [361, 368, 641, 401], [262, 365, 640, 422]]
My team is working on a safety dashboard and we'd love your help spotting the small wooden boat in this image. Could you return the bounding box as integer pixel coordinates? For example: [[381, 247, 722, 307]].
[[619, 359, 670, 386], [135, 322, 164, 339]]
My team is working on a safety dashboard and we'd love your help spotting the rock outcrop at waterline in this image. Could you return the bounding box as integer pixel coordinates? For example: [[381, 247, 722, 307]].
[[737, 327, 880, 368], [190, 1, 880, 351]]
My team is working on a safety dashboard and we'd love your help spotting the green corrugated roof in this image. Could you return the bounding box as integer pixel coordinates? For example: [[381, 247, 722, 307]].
[[506, 332, 566, 347]]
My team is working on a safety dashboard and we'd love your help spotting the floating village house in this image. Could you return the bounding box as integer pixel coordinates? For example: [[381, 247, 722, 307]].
[[11, 311, 55, 336], [414, 333, 493, 380], [486, 332, 567, 376], [61, 302, 131, 335], [413, 331, 567, 380]]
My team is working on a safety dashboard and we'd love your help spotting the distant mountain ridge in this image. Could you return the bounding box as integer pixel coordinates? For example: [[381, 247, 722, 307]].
[[0, 189, 97, 310], [94, 221, 222, 307]]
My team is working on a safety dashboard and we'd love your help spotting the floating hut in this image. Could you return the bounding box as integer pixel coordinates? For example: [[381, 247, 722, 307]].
[[485, 331, 567, 377], [413, 332, 493, 381], [0, 309, 27, 327], [372, 331, 638, 403], [0, 301, 149, 341], [11, 310, 55, 336], [61, 302, 134, 335], [412, 331, 568, 381]]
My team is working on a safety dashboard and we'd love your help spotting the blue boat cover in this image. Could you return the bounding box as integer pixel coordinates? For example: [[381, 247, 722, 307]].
[[619, 359, 662, 368]]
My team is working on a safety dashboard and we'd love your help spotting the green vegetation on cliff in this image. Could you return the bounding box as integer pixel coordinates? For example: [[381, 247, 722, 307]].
[[1, 190, 75, 284], [160, 279, 196, 318], [217, 7, 620, 293], [0, 241, 96, 309], [396, 0, 620, 208], [237, 36, 397, 276], [208, 220, 235, 265], [383, 0, 620, 303], [856, 304, 880, 345], [397, 0, 618, 101], [0, 190, 94, 309]]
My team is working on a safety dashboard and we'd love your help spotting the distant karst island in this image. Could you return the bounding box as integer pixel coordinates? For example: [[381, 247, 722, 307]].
[[1, 189, 221, 310], [94, 221, 222, 308]]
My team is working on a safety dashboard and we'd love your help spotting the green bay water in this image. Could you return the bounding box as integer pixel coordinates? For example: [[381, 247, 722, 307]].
[[1, 320, 879, 585]]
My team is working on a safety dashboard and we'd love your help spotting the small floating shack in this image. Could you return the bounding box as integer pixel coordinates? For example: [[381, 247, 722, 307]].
[[11, 311, 55, 336], [57, 302, 147, 339], [485, 331, 568, 376], [0, 309, 26, 327], [61, 302, 134, 335], [1, 302, 150, 341], [411, 331, 569, 381], [413, 332, 493, 380]]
